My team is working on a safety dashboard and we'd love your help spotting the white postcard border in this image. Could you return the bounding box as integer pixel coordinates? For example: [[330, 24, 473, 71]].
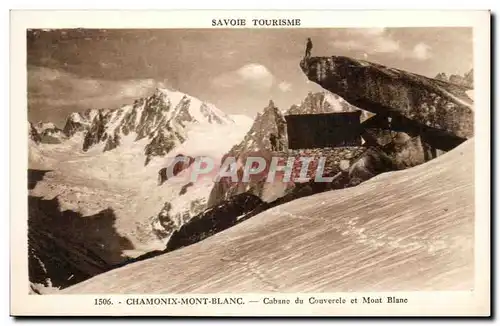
[[10, 10, 491, 316]]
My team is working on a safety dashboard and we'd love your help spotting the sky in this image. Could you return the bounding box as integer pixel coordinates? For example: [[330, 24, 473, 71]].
[[27, 28, 473, 126]]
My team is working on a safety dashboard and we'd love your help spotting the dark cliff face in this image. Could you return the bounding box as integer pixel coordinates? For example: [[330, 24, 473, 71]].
[[63, 110, 99, 138], [134, 90, 173, 140], [165, 193, 264, 252], [300, 56, 474, 140], [207, 100, 287, 206], [83, 111, 109, 151], [63, 118, 84, 137], [157, 154, 195, 185], [29, 122, 41, 143], [28, 195, 133, 290], [227, 99, 287, 155], [435, 72, 448, 82], [144, 128, 177, 165]]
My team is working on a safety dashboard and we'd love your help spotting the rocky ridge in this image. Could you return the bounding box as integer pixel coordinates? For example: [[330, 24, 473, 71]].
[[43, 88, 233, 165], [435, 69, 473, 89]]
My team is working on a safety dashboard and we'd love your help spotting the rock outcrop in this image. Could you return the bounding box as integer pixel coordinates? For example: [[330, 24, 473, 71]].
[[435, 72, 448, 82], [300, 56, 474, 140], [82, 110, 109, 151], [32, 122, 67, 144], [29, 122, 41, 144], [63, 110, 100, 137], [436, 69, 473, 89], [207, 100, 287, 206], [299, 55, 474, 183], [157, 154, 195, 185]]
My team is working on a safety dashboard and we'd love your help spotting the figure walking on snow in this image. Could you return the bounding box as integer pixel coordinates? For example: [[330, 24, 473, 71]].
[[305, 38, 313, 58]]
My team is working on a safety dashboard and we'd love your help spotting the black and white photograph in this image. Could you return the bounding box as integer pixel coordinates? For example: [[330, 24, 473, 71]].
[[10, 9, 491, 316]]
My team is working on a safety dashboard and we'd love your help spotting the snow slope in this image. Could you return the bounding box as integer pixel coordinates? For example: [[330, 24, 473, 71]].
[[64, 139, 474, 293]]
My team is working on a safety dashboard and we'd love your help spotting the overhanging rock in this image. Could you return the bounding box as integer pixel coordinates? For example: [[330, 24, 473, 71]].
[[300, 56, 474, 140]]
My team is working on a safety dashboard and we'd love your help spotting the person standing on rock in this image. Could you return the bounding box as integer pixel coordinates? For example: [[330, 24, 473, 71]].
[[305, 38, 313, 58]]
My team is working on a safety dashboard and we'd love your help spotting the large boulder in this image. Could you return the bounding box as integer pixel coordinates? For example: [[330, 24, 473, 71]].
[[300, 56, 474, 140], [299, 55, 475, 183]]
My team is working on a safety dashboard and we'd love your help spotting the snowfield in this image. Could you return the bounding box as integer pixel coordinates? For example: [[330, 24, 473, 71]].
[[29, 114, 253, 256], [63, 139, 474, 294]]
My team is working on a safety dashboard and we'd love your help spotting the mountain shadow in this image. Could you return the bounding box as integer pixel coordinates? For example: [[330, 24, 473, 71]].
[[28, 195, 134, 290], [28, 169, 52, 190]]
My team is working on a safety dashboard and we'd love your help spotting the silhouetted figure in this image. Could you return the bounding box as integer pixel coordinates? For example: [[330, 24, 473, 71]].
[[305, 38, 313, 58], [270, 133, 278, 151]]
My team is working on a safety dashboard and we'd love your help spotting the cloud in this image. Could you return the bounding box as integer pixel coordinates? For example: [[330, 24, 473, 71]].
[[28, 66, 169, 119], [331, 28, 432, 61], [332, 28, 400, 54], [211, 63, 275, 91], [278, 81, 292, 92], [409, 42, 432, 60]]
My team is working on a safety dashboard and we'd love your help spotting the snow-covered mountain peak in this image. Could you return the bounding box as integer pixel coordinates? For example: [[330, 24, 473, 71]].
[[54, 87, 235, 165], [156, 87, 234, 126]]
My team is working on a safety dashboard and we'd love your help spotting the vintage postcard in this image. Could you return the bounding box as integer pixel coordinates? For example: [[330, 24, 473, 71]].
[[11, 10, 490, 316]]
